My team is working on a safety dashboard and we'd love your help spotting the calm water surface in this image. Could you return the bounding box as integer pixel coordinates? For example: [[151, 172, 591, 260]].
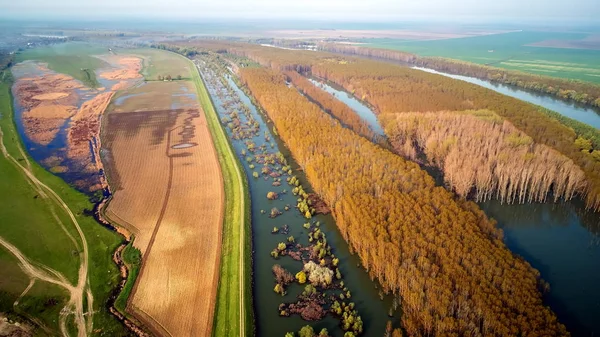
[[413, 66, 600, 129]]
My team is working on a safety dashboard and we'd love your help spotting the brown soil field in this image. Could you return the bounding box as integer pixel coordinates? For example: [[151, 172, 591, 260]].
[[102, 100, 224, 336], [99, 56, 143, 80], [27, 104, 76, 118], [111, 81, 197, 113], [32, 92, 70, 100]]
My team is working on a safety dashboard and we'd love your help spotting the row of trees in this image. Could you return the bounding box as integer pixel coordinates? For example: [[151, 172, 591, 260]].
[[381, 109, 587, 203], [150, 43, 199, 58], [317, 43, 600, 108], [240, 67, 568, 336], [284, 71, 377, 142]]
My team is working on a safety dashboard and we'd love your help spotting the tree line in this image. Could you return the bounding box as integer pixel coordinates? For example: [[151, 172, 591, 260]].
[[317, 43, 600, 109], [239, 66, 568, 336], [381, 109, 587, 203], [284, 70, 377, 142]]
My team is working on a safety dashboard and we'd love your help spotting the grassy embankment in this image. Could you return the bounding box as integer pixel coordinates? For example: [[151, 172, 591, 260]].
[[16, 42, 108, 87], [0, 74, 128, 335], [185, 53, 253, 337], [365, 31, 600, 84], [113, 241, 141, 314]]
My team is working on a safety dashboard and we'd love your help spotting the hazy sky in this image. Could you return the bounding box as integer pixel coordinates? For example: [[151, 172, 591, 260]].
[[2, 0, 598, 21]]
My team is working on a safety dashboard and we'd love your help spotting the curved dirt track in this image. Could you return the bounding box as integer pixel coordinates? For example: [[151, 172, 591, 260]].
[[0, 127, 92, 337]]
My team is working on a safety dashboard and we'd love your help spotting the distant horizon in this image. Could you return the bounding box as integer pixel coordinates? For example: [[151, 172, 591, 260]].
[[1, 16, 599, 33], [2, 0, 599, 26]]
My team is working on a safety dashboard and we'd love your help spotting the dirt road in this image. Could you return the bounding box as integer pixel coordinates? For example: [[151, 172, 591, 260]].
[[0, 126, 91, 337]]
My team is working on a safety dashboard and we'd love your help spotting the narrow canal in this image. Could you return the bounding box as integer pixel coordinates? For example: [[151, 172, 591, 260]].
[[197, 57, 398, 337]]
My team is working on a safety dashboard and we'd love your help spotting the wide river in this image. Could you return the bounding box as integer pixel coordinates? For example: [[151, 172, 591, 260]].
[[314, 74, 600, 336], [413, 66, 600, 129]]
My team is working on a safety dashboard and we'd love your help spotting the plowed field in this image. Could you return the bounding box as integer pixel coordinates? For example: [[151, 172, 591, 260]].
[[102, 79, 224, 336]]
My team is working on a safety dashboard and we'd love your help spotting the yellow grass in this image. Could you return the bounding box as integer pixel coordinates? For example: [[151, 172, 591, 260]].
[[26, 104, 77, 119], [31, 92, 70, 100]]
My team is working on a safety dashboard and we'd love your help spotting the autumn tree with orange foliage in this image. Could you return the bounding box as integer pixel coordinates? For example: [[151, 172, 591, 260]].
[[284, 70, 377, 142], [240, 66, 568, 336], [382, 109, 587, 204]]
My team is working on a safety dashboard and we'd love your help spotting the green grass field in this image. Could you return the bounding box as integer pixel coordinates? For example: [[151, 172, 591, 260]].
[[185, 53, 253, 337], [125, 48, 194, 81], [364, 31, 600, 83], [15, 42, 109, 87], [114, 241, 141, 315], [0, 77, 129, 335]]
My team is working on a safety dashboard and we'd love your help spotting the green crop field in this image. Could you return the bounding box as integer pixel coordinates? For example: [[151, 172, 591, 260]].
[[364, 31, 600, 83], [15, 42, 109, 87], [0, 78, 128, 335], [126, 48, 194, 81]]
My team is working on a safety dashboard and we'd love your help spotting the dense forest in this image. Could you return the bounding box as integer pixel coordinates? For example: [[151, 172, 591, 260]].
[[239, 66, 568, 336], [381, 109, 586, 203], [317, 43, 600, 108]]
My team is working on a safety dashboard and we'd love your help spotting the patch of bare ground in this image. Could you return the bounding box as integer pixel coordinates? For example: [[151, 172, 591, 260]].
[[0, 314, 33, 337], [32, 92, 70, 100]]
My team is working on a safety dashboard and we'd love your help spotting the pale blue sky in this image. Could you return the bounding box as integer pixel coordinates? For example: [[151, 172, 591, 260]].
[[2, 0, 598, 21]]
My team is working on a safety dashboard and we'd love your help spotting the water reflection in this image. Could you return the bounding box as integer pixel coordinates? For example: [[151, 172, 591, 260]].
[[413, 67, 600, 129], [480, 199, 600, 336]]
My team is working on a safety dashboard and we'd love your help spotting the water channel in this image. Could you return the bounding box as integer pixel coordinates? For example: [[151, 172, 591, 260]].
[[413, 66, 600, 129], [197, 59, 398, 337]]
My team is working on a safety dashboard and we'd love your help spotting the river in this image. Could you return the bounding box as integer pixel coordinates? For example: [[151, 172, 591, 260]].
[[197, 58, 398, 337], [313, 77, 600, 336], [413, 66, 600, 129]]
